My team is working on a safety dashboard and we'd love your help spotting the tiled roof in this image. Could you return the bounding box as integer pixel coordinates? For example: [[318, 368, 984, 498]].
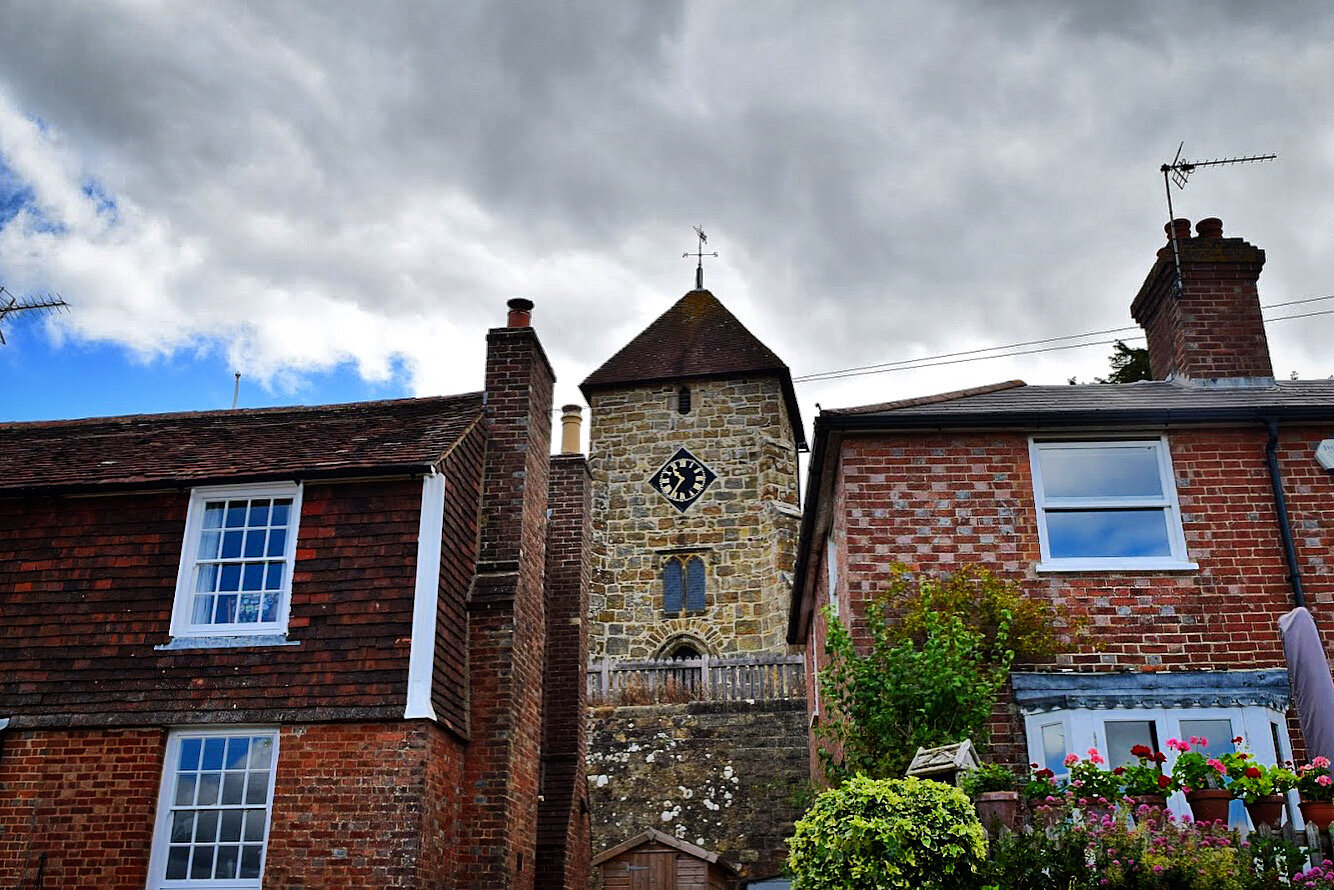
[[0, 393, 485, 494], [824, 379, 1334, 424], [581, 289, 790, 390], [581, 288, 806, 447]]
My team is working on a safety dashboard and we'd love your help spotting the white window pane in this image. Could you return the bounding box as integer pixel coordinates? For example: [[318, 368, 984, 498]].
[[1179, 720, 1235, 757], [240, 844, 263, 877], [197, 530, 222, 560], [215, 844, 240, 879], [1105, 720, 1159, 767], [1046, 510, 1172, 558], [1041, 722, 1067, 776], [249, 737, 273, 769], [166, 846, 190, 879], [1039, 445, 1164, 499], [202, 503, 225, 529]]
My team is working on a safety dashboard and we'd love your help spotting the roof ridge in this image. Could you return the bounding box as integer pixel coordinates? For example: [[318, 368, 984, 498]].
[[0, 391, 484, 429], [825, 380, 1027, 416]]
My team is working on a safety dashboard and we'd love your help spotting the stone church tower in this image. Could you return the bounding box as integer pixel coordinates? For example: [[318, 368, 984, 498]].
[[580, 288, 809, 883], [580, 288, 805, 662]]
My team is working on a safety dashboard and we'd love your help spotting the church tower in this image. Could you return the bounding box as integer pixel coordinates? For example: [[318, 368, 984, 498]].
[[580, 288, 805, 662]]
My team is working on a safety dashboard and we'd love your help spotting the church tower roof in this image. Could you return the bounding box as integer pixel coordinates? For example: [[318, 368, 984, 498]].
[[580, 289, 805, 448]]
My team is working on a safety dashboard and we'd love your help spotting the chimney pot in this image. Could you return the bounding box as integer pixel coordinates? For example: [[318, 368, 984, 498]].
[[1166, 218, 1193, 243], [1196, 217, 1224, 239], [559, 404, 582, 454], [507, 298, 534, 328]]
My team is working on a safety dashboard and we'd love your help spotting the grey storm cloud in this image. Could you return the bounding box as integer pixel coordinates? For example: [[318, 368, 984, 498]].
[[0, 0, 1332, 416]]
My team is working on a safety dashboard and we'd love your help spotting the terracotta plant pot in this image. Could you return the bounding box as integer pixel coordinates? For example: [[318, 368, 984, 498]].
[[1186, 789, 1232, 824], [974, 790, 1021, 834], [1245, 795, 1286, 830], [1130, 794, 1168, 812], [1300, 799, 1334, 832]]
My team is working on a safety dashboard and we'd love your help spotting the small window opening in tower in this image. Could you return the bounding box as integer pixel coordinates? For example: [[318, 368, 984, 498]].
[[677, 385, 691, 414], [670, 643, 701, 660]]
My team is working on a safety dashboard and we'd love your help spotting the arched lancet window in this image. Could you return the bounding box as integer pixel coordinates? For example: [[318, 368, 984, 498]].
[[662, 555, 706, 613], [677, 385, 692, 415]]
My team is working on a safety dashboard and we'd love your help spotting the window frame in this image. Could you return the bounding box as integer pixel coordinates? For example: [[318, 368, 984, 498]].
[[660, 553, 706, 615], [1023, 705, 1298, 827], [1029, 436, 1196, 572], [169, 482, 303, 640], [146, 726, 280, 889]]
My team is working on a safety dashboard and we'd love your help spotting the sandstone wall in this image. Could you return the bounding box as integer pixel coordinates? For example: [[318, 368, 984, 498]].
[[586, 699, 808, 882], [587, 376, 800, 659]]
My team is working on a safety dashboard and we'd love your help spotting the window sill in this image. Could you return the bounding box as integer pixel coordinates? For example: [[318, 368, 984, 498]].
[[1035, 559, 1199, 574], [155, 634, 299, 651]]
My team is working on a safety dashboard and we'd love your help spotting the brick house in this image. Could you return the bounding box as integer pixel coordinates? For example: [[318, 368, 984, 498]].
[[789, 218, 1334, 822], [0, 300, 591, 889]]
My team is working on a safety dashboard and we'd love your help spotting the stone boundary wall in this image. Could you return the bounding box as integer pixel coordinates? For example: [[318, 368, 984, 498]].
[[586, 698, 808, 884]]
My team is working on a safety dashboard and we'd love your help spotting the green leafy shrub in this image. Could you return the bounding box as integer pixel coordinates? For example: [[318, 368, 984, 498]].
[[787, 775, 986, 890], [817, 598, 1012, 782], [883, 563, 1085, 665], [962, 763, 1019, 796]]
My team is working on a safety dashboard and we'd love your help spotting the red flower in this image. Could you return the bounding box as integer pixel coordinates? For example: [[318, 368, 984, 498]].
[[1152, 752, 1167, 764], [1036, 768, 1054, 780], [1157, 775, 1171, 788], [1130, 744, 1153, 759], [1113, 766, 1126, 775], [1245, 766, 1261, 779]]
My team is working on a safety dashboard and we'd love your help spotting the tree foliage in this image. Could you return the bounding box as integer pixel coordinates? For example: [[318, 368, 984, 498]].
[[817, 595, 1013, 783], [1096, 340, 1152, 384], [882, 563, 1085, 665], [787, 775, 986, 890]]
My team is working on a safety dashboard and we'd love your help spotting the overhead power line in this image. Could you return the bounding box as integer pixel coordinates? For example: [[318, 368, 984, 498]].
[[793, 293, 1334, 384]]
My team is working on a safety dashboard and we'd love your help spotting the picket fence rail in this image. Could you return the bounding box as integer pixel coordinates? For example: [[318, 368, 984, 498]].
[[587, 653, 805, 704]]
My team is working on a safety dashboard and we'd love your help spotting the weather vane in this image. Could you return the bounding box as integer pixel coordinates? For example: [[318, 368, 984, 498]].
[[0, 286, 69, 345], [683, 226, 718, 290], [1160, 143, 1276, 295]]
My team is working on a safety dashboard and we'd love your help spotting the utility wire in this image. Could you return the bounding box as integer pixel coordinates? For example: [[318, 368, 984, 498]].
[[793, 294, 1334, 383]]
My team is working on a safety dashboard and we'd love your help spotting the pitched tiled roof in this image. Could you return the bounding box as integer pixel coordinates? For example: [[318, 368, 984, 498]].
[[582, 289, 790, 389], [0, 393, 485, 494], [824, 379, 1334, 425], [581, 288, 806, 447]]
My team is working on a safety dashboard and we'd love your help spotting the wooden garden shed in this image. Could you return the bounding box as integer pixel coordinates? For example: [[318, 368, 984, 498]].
[[593, 828, 740, 889]]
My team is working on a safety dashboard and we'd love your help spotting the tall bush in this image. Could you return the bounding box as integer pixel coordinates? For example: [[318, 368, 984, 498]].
[[787, 775, 986, 890], [817, 597, 1012, 782]]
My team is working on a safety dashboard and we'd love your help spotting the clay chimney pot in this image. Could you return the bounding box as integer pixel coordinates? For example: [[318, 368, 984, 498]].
[[1166, 218, 1193, 243], [506, 298, 534, 328], [1196, 217, 1224, 239]]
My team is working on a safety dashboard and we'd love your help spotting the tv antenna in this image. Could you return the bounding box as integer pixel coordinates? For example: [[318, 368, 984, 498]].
[[683, 226, 718, 290], [1160, 143, 1276, 294], [0, 286, 69, 345]]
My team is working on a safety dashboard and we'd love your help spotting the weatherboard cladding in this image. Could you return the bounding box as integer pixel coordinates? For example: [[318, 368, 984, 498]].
[[0, 393, 485, 494]]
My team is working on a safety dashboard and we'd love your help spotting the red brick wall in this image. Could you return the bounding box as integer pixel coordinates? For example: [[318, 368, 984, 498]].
[[0, 721, 466, 889], [458, 324, 554, 889], [265, 722, 464, 888], [809, 422, 1334, 769], [538, 454, 592, 889], [1, 478, 434, 728], [0, 727, 161, 888]]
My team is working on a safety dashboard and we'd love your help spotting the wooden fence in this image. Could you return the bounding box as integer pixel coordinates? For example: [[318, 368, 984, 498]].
[[587, 653, 805, 704]]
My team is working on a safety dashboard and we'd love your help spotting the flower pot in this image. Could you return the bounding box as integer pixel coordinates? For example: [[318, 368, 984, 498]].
[[974, 790, 1021, 834], [1186, 789, 1232, 824], [1300, 799, 1334, 832], [1130, 794, 1168, 812], [1245, 794, 1286, 830]]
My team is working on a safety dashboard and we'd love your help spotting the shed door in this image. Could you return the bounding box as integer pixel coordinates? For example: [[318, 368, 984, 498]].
[[624, 851, 676, 889]]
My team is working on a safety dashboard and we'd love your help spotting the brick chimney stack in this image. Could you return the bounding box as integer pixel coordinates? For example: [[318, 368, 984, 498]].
[[460, 299, 555, 888], [1130, 217, 1273, 384]]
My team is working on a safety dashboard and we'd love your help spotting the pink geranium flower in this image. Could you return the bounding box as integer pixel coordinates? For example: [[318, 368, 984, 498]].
[[1318, 774, 1332, 787], [1087, 747, 1105, 766], [1207, 758, 1226, 775], [1166, 738, 1190, 753], [1313, 756, 1331, 769], [1065, 753, 1079, 767]]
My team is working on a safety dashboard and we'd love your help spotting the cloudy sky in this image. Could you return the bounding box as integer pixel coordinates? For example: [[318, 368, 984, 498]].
[[2, 1, 1332, 433]]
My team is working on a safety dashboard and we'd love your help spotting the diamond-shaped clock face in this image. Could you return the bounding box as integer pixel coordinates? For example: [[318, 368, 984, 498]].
[[647, 447, 717, 513]]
